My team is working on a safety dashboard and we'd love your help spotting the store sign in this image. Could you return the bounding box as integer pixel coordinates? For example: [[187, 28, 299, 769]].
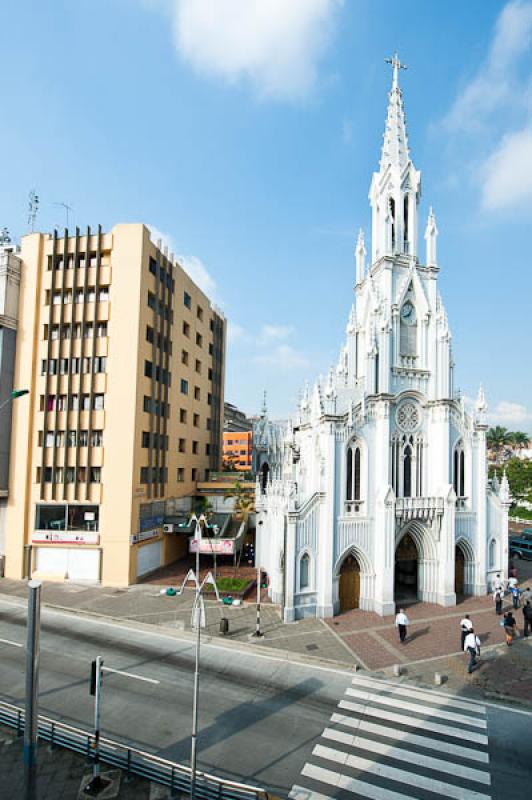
[[32, 531, 99, 545], [189, 538, 234, 555], [130, 529, 160, 545]]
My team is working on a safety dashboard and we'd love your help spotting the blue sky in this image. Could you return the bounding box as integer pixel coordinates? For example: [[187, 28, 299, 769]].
[[1, 1, 531, 430]]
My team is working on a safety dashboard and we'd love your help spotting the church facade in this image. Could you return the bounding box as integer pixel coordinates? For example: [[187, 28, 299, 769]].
[[256, 59, 511, 621]]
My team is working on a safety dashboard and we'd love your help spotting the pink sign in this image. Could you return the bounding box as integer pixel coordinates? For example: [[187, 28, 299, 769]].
[[189, 538, 234, 555]]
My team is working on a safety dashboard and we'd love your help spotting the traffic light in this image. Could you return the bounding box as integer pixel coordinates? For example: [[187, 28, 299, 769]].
[[90, 660, 97, 696]]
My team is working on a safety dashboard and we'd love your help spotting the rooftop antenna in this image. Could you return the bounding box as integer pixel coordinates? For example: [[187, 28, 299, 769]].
[[28, 190, 40, 232], [0, 227, 11, 245], [54, 202, 73, 228]]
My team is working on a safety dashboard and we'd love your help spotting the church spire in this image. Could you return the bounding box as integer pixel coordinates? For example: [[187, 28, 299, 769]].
[[381, 53, 409, 172]]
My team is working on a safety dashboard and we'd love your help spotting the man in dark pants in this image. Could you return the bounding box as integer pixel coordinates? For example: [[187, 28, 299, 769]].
[[464, 628, 480, 674], [395, 608, 409, 643], [494, 589, 503, 615], [523, 601, 532, 637], [460, 614, 473, 651]]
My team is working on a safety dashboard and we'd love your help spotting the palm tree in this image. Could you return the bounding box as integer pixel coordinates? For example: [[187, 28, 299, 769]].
[[508, 431, 529, 453], [224, 481, 255, 521], [487, 426, 511, 463]]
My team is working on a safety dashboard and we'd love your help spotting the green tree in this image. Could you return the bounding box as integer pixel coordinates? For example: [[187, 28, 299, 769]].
[[224, 481, 255, 521], [487, 426, 511, 462]]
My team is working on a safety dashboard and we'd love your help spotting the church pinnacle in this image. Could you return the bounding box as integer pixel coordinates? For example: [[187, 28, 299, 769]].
[[381, 53, 410, 173]]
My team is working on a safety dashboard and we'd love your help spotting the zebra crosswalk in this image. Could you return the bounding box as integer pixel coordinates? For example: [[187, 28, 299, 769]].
[[290, 674, 492, 800]]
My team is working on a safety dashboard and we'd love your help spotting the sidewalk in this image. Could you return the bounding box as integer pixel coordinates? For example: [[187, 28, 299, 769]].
[[1, 577, 531, 707]]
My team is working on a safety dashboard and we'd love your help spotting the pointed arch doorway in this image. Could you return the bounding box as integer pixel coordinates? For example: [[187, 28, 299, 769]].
[[339, 554, 360, 612], [394, 533, 418, 602], [455, 544, 466, 596]]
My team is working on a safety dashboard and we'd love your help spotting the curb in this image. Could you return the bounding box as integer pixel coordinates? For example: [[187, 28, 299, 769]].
[[0, 591, 361, 676]]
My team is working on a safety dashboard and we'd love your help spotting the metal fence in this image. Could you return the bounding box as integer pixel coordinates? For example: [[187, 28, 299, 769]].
[[0, 701, 269, 799]]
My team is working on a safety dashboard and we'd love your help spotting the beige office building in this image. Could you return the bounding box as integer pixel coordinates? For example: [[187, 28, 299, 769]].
[[5, 224, 225, 585]]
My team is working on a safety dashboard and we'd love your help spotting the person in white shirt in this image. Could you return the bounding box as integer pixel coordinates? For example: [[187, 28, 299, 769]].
[[464, 628, 481, 674], [460, 614, 473, 650], [508, 576, 518, 591], [493, 574, 504, 593], [395, 609, 409, 643]]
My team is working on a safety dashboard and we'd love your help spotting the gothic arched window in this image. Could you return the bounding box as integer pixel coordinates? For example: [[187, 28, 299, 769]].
[[400, 299, 417, 357], [403, 445, 412, 498], [453, 442, 465, 498], [389, 197, 396, 250], [403, 194, 409, 252], [346, 443, 362, 503], [300, 553, 310, 590], [489, 539, 497, 570]]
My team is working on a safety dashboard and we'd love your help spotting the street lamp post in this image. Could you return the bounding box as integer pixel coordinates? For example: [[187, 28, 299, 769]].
[[179, 516, 221, 800], [0, 388, 29, 413]]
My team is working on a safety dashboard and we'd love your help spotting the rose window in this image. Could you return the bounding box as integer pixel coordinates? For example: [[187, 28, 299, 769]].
[[396, 401, 421, 432]]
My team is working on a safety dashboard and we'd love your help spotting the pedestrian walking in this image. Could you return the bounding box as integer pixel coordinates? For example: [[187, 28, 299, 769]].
[[493, 574, 504, 593], [464, 628, 481, 674], [521, 587, 532, 606], [395, 608, 409, 643], [460, 614, 473, 650], [494, 588, 503, 615], [521, 601, 530, 636], [511, 584, 521, 609], [502, 611, 517, 646], [508, 575, 518, 593]]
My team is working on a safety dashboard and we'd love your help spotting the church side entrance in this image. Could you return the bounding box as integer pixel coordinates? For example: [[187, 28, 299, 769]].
[[339, 554, 360, 612], [455, 545, 465, 596], [395, 533, 418, 602]]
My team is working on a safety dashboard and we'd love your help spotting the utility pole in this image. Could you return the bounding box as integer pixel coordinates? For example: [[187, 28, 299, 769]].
[[253, 565, 263, 638], [179, 519, 222, 800], [85, 657, 159, 795], [24, 580, 41, 800]]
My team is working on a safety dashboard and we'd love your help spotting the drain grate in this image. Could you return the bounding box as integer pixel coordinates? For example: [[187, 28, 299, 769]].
[[305, 644, 319, 651]]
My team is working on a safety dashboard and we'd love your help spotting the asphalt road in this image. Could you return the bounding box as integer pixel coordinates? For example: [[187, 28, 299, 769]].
[[0, 598, 530, 799]]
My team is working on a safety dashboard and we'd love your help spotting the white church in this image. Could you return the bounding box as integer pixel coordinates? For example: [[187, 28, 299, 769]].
[[256, 57, 511, 621]]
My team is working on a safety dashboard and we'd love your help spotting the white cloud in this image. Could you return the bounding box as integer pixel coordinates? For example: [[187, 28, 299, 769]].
[[259, 324, 294, 342], [481, 128, 532, 209], [167, 0, 341, 100], [255, 344, 310, 370], [444, 1, 532, 133], [147, 224, 219, 301], [443, 2, 532, 212], [176, 253, 218, 299], [488, 401, 532, 427]]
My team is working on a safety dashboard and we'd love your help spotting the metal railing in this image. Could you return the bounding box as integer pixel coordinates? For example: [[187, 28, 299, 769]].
[[0, 701, 269, 800]]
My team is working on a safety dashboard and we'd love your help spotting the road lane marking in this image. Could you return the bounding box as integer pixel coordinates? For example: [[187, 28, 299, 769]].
[[301, 763, 421, 800], [345, 687, 487, 728], [313, 744, 492, 800], [322, 728, 491, 784], [338, 700, 489, 743], [329, 713, 489, 762], [351, 675, 487, 713]]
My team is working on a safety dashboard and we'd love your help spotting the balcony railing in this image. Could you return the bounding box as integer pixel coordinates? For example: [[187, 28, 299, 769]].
[[395, 496, 444, 522]]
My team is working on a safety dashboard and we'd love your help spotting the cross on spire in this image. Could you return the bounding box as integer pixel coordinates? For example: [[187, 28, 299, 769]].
[[385, 52, 407, 90]]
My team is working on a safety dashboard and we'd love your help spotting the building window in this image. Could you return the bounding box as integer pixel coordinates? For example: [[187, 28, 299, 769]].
[[149, 257, 157, 275], [90, 467, 102, 483], [93, 357, 106, 373], [208, 368, 213, 381], [183, 321, 190, 337], [197, 305, 203, 320], [179, 438, 186, 453], [182, 350, 189, 365], [193, 413, 199, 427], [96, 322, 107, 338], [177, 468, 185, 482], [180, 379, 189, 395], [67, 430, 77, 448], [453, 442, 465, 498], [146, 325, 154, 343], [142, 431, 150, 448], [140, 467, 150, 484], [180, 409, 187, 423], [196, 332, 203, 347], [207, 393, 212, 406], [184, 291, 191, 309], [206, 443, 210, 456], [195, 359, 201, 374], [66, 467, 76, 484], [489, 539, 497, 570], [194, 387, 200, 401], [191, 468, 198, 481], [145, 360, 153, 378], [79, 430, 89, 446], [403, 445, 412, 498], [300, 553, 310, 590], [98, 287, 109, 302], [93, 394, 104, 410], [192, 441, 199, 454], [346, 443, 362, 502]]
